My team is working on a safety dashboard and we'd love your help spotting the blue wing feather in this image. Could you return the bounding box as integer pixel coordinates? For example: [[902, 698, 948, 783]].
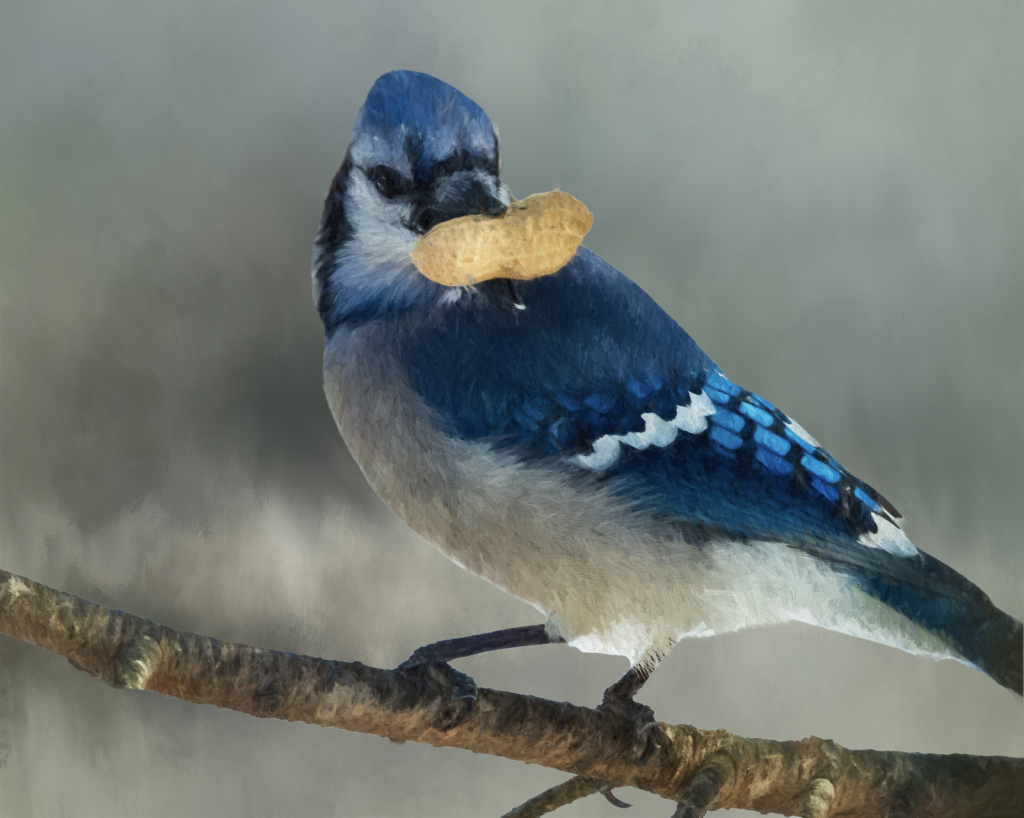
[[395, 247, 898, 546]]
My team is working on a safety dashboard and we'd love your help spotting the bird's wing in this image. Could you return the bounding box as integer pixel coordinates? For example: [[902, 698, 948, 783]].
[[395, 247, 906, 554]]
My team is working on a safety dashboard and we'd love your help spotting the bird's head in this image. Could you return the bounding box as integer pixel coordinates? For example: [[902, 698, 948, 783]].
[[313, 71, 512, 331]]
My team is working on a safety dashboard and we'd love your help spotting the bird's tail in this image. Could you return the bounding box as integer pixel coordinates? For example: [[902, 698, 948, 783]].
[[848, 548, 1023, 695]]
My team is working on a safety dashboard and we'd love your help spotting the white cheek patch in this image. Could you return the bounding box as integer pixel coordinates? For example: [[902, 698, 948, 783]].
[[332, 177, 422, 307], [574, 391, 716, 471], [858, 514, 919, 557], [344, 176, 418, 266]]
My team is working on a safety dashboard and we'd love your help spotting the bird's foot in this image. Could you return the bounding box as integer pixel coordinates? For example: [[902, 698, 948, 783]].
[[596, 691, 659, 764], [397, 646, 434, 670], [397, 658, 479, 709], [598, 689, 656, 727]]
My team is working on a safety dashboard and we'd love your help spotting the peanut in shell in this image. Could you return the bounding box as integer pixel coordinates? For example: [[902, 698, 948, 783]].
[[410, 190, 592, 287]]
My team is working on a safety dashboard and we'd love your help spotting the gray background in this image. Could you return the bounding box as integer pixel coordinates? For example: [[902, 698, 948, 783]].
[[1, 2, 1021, 816]]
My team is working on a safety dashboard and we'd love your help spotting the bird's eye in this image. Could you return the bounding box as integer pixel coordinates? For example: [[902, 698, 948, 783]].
[[366, 165, 412, 199]]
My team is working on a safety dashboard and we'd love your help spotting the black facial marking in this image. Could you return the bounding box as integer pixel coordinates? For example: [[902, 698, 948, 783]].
[[367, 164, 414, 199], [313, 155, 356, 328], [432, 149, 471, 178], [409, 166, 507, 235], [431, 148, 499, 180], [315, 157, 353, 266]]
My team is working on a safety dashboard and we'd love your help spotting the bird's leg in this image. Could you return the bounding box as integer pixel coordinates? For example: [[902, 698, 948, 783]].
[[397, 625, 563, 710], [597, 664, 659, 763], [600, 665, 654, 721], [398, 623, 563, 668]]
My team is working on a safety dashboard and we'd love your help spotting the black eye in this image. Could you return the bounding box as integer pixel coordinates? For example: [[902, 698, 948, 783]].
[[366, 164, 412, 199]]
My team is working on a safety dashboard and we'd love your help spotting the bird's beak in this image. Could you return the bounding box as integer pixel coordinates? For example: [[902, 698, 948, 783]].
[[412, 170, 510, 235], [410, 190, 593, 288]]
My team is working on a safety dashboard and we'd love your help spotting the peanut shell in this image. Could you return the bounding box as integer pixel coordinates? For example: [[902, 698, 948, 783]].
[[410, 190, 592, 287]]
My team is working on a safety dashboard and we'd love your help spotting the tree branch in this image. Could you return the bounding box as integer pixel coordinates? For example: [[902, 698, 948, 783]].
[[1, 568, 1020, 816]]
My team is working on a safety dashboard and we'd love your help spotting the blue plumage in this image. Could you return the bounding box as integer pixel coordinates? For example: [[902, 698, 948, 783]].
[[355, 72, 499, 185], [314, 71, 1023, 698], [392, 248, 897, 546], [396, 250, 706, 449]]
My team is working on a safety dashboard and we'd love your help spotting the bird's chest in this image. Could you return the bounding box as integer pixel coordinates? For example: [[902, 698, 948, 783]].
[[320, 324, 635, 611], [321, 325, 736, 656], [323, 326, 456, 539], [323, 324, 547, 591]]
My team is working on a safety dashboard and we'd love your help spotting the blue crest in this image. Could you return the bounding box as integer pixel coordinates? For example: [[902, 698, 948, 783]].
[[355, 71, 499, 183]]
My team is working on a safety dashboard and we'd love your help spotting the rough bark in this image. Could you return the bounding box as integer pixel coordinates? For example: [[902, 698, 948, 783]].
[[1, 568, 1020, 816]]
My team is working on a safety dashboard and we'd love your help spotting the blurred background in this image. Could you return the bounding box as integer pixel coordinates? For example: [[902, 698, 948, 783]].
[[1, 2, 1021, 816]]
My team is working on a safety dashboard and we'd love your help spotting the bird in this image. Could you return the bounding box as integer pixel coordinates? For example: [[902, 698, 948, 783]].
[[311, 70, 1023, 721]]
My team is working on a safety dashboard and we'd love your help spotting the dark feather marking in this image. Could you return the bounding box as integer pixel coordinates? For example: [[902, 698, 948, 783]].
[[314, 154, 355, 328]]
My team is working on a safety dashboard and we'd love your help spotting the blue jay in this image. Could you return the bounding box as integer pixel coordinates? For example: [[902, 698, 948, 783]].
[[312, 71, 1023, 716]]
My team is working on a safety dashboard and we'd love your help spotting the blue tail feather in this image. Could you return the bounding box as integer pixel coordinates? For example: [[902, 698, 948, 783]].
[[823, 546, 1023, 694]]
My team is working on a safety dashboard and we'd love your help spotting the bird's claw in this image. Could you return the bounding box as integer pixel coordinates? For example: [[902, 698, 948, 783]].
[[397, 659, 479, 708], [597, 693, 659, 763], [598, 691, 656, 726]]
